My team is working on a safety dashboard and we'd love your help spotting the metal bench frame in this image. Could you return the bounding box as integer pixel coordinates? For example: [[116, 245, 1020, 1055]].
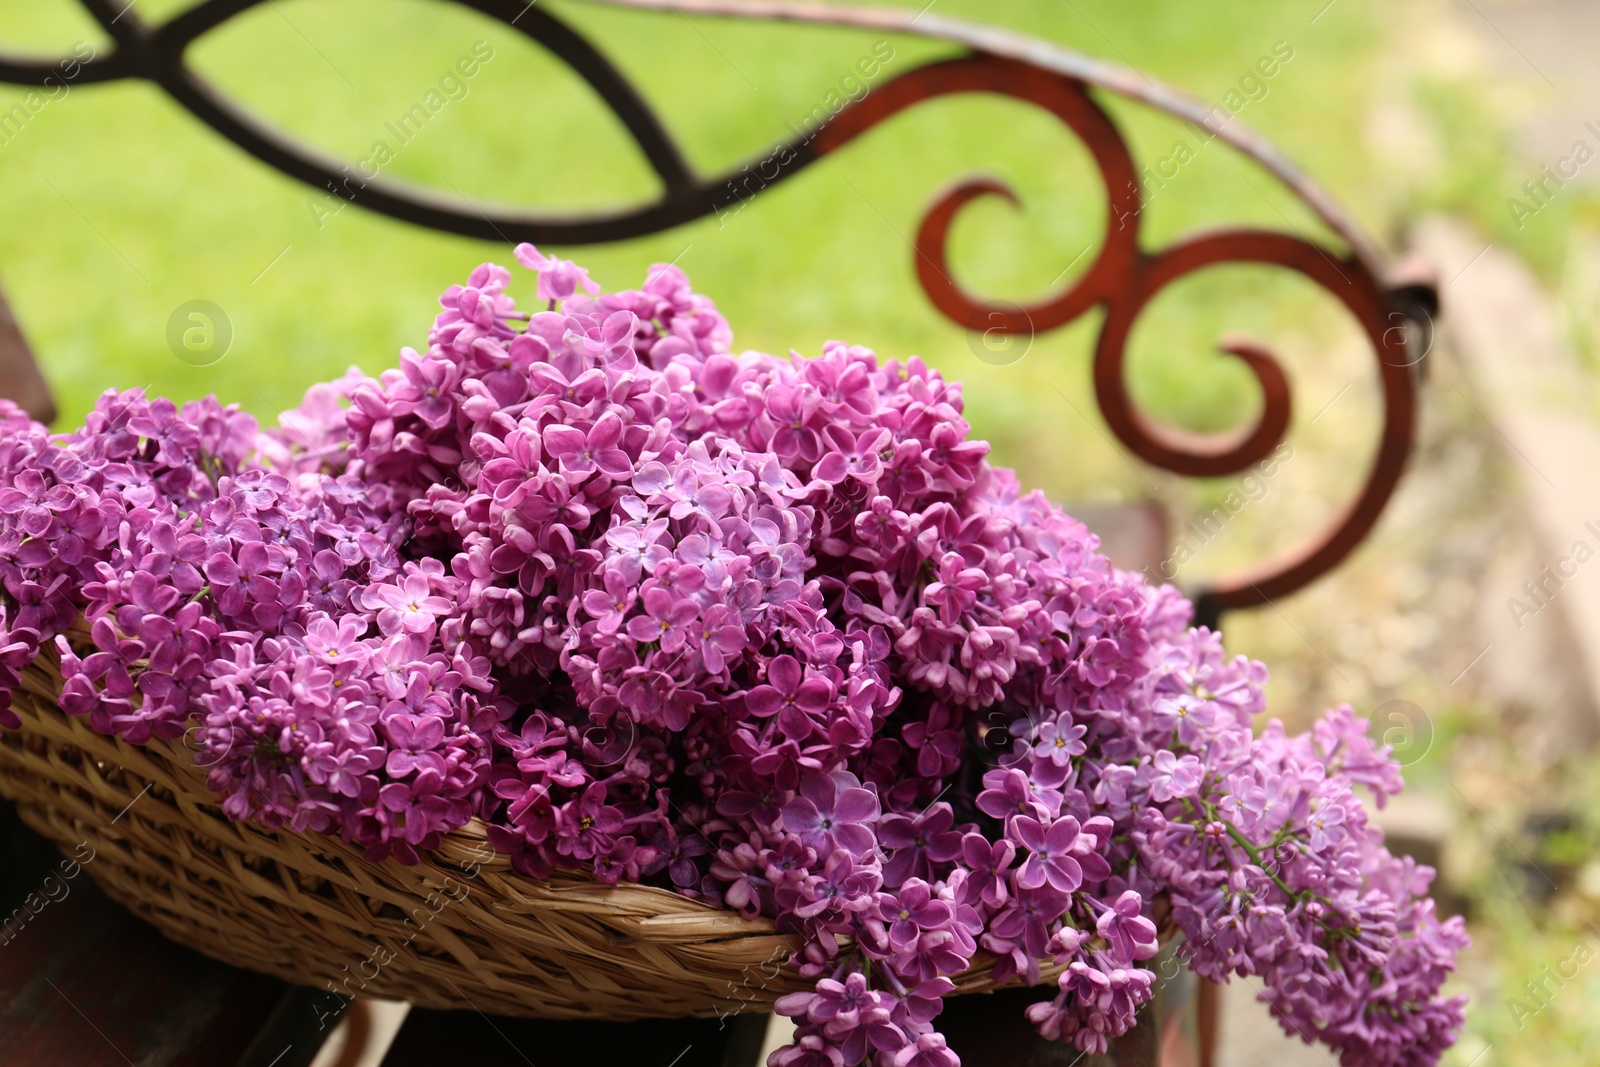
[[0, 0, 1436, 628]]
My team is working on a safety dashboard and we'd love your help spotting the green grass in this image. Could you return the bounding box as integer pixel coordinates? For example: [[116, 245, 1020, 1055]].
[[0, 0, 1406, 511], [1431, 708, 1600, 1066]]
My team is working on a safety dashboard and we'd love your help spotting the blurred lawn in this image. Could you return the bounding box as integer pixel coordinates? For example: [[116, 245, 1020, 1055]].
[[0, 0, 1404, 524], [5, 0, 1552, 595]]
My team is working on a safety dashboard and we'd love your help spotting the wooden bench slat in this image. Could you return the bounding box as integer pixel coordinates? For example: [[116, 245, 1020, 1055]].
[[0, 286, 55, 424], [0, 802, 339, 1067]]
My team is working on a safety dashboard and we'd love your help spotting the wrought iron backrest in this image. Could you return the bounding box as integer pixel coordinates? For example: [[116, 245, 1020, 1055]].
[[0, 0, 1436, 629]]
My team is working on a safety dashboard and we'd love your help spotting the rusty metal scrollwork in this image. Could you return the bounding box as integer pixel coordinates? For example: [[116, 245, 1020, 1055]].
[[0, 0, 1431, 625]]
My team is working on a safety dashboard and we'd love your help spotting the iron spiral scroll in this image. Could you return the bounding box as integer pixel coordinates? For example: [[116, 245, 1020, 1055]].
[[0, 0, 1435, 625]]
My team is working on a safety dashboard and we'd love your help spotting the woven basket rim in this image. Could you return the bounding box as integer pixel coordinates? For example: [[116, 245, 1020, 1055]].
[[21, 632, 785, 933], [0, 628, 1068, 1017]]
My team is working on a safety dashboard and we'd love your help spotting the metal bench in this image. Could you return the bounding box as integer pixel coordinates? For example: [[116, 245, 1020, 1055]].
[[0, 2, 1436, 1065]]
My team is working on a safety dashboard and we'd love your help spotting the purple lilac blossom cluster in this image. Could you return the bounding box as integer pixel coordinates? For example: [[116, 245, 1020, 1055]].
[[0, 249, 1465, 1067], [0, 386, 505, 862]]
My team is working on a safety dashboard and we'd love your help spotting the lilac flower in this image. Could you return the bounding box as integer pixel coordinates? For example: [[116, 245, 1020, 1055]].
[[959, 833, 1015, 908], [782, 773, 879, 855], [746, 654, 831, 719], [625, 587, 699, 654], [1096, 891, 1158, 964], [542, 414, 633, 480], [777, 972, 872, 1028], [879, 803, 963, 887], [1036, 720, 1086, 766], [395, 348, 458, 429], [515, 243, 599, 303], [581, 571, 637, 635], [792, 851, 881, 920], [1147, 750, 1203, 802], [880, 878, 954, 952], [364, 573, 452, 635], [692, 605, 746, 675], [383, 713, 447, 778], [1010, 815, 1087, 893], [889, 1033, 958, 1067], [976, 768, 1048, 821], [1305, 795, 1348, 851], [769, 1031, 844, 1067], [989, 885, 1071, 959], [555, 783, 624, 861]]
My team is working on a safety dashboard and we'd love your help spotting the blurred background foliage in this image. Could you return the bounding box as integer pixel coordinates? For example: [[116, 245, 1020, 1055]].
[[0, 0, 1393, 516]]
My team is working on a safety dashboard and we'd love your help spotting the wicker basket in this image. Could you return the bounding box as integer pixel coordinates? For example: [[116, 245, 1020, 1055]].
[[0, 640, 1032, 1020]]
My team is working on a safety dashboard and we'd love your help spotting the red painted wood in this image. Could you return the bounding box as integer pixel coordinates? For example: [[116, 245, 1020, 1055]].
[[0, 287, 54, 424], [0, 802, 332, 1067]]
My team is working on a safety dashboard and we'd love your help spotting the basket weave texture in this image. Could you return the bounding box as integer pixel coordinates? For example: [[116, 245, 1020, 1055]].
[[0, 642, 1031, 1019]]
